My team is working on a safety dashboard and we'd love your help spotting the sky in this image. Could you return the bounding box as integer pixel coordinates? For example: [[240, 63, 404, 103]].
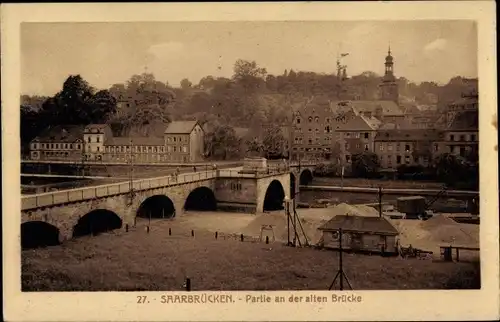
[[21, 21, 477, 96]]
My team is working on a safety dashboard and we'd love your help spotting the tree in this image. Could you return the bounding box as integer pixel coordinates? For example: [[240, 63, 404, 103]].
[[233, 59, 267, 93], [351, 152, 380, 178], [180, 78, 192, 90], [204, 124, 241, 160], [262, 127, 286, 159], [433, 153, 470, 187]]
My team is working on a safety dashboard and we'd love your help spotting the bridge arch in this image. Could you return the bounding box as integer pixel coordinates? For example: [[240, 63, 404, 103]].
[[184, 187, 217, 211], [21, 221, 60, 249], [263, 180, 286, 212], [299, 169, 313, 185], [73, 209, 123, 238], [137, 195, 176, 219], [290, 173, 297, 198]]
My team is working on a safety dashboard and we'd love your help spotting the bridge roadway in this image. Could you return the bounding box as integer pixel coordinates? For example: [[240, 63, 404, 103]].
[[21, 162, 316, 212]]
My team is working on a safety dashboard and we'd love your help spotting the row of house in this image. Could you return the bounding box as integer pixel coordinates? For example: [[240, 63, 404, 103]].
[[29, 121, 205, 163], [288, 49, 479, 169]]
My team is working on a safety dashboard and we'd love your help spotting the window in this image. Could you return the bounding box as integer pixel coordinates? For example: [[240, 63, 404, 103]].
[[364, 144, 369, 151], [97, 136, 100, 143], [379, 144, 384, 151], [396, 155, 402, 164], [77, 144, 81, 149], [315, 117, 319, 123], [434, 144, 438, 152], [355, 133, 360, 138], [345, 133, 350, 138], [97, 146, 100, 152], [70, 144, 73, 149], [459, 135, 465, 141], [364, 133, 369, 139], [167, 137, 171, 142], [88, 137, 91, 143], [396, 144, 400, 152], [356, 143, 360, 149], [167, 146, 172, 152], [471, 134, 477, 141], [33, 143, 38, 150], [450, 134, 455, 141], [296, 118, 301, 124], [345, 143, 350, 149], [345, 155, 351, 162], [183, 146, 188, 153], [41, 143, 45, 149], [55, 144, 59, 149], [388, 143, 393, 151], [153, 147, 157, 153], [326, 118, 330, 123], [308, 139, 312, 144], [173, 146, 177, 152], [173, 137, 176, 142], [308, 128, 312, 132], [414, 156, 419, 163], [325, 126, 331, 133], [405, 144, 410, 152]]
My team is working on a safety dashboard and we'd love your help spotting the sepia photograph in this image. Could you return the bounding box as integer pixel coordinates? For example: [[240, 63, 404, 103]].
[[19, 19, 481, 291], [2, 2, 498, 321]]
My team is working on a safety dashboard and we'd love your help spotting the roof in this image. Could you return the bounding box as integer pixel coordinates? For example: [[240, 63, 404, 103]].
[[164, 121, 199, 134], [32, 125, 85, 143], [318, 215, 399, 235], [449, 96, 478, 107], [336, 114, 380, 131], [447, 110, 478, 131], [378, 118, 413, 130], [374, 129, 441, 142], [349, 100, 404, 116], [105, 136, 164, 146], [84, 124, 111, 133]]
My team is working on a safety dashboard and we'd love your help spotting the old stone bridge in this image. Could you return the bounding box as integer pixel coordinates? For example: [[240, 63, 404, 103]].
[[21, 161, 316, 248]]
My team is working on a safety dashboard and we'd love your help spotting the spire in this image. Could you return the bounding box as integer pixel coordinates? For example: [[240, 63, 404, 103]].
[[388, 45, 391, 56]]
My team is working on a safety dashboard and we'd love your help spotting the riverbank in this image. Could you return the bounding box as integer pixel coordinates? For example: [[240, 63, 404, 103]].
[[311, 177, 447, 190], [22, 212, 480, 291]]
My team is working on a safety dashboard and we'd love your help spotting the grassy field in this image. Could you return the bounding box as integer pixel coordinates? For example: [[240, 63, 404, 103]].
[[311, 177, 447, 190], [22, 223, 480, 292]]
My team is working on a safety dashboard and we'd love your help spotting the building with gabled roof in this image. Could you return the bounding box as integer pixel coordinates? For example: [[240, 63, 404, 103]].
[[163, 120, 199, 134], [317, 214, 399, 254], [374, 128, 442, 169], [30, 125, 86, 161], [163, 121, 205, 162], [336, 114, 381, 164], [290, 95, 343, 161]]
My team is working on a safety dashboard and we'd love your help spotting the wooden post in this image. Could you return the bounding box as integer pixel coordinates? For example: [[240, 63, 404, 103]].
[[378, 186, 382, 217], [185, 278, 191, 291], [456, 248, 460, 262], [240, 234, 244, 242], [125, 224, 129, 232], [339, 228, 344, 291], [169, 228, 172, 236], [191, 230, 195, 237], [215, 231, 218, 239]]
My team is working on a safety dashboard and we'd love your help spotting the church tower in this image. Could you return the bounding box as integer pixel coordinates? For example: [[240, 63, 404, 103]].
[[379, 46, 399, 103]]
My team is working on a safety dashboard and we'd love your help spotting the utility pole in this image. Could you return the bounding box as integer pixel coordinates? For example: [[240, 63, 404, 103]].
[[378, 186, 382, 217]]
